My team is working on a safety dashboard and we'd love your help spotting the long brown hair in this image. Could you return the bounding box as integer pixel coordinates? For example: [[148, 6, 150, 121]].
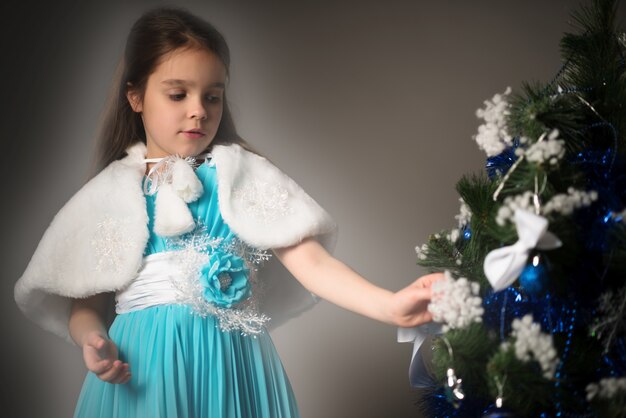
[[89, 7, 256, 177]]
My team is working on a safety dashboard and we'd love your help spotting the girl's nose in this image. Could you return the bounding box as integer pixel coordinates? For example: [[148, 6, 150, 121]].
[[189, 99, 208, 120]]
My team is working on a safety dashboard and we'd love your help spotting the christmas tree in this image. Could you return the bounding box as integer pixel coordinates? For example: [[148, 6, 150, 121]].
[[411, 0, 626, 416]]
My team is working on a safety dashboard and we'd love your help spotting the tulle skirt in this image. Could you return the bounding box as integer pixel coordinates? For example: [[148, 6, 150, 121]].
[[73, 304, 300, 418]]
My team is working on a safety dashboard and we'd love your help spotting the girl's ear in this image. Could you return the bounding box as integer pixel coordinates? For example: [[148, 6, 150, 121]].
[[126, 83, 143, 113]]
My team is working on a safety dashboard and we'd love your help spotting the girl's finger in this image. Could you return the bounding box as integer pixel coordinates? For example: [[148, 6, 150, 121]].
[[421, 273, 445, 287], [90, 359, 113, 374], [101, 366, 124, 383], [84, 342, 110, 369], [109, 363, 131, 383], [112, 366, 132, 384], [407, 273, 441, 289], [96, 360, 124, 382], [404, 287, 431, 305], [112, 371, 132, 385]]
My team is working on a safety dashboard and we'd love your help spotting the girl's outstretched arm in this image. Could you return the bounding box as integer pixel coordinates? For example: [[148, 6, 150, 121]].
[[69, 294, 131, 384], [273, 238, 443, 327]]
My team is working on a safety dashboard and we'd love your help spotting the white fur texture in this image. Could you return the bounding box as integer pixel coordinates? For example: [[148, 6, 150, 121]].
[[171, 158, 203, 203], [153, 183, 196, 237], [14, 141, 149, 344], [212, 144, 338, 251], [15, 141, 338, 343]]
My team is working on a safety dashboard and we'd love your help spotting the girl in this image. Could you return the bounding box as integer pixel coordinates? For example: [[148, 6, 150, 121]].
[[14, 7, 442, 418]]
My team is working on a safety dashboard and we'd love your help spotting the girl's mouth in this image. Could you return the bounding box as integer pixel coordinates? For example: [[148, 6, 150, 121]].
[[182, 130, 206, 139]]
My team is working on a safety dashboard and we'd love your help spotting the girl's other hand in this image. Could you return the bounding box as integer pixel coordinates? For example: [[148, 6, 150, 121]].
[[389, 272, 445, 328], [82, 331, 131, 384]]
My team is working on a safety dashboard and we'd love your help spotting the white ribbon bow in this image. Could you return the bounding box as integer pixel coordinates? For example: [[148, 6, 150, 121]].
[[397, 322, 443, 387], [144, 154, 209, 237], [483, 209, 562, 291]]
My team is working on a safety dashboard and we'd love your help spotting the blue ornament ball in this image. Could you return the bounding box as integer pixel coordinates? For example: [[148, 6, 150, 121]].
[[519, 255, 548, 295]]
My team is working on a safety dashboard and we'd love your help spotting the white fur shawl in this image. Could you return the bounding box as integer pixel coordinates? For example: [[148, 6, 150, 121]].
[[14, 141, 338, 344]]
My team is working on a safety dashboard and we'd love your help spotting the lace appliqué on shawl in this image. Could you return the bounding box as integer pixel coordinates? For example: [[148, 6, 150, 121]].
[[91, 216, 136, 274], [232, 179, 295, 224], [164, 219, 272, 336]]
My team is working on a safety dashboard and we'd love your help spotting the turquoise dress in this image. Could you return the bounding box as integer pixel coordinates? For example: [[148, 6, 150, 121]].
[[73, 161, 300, 418]]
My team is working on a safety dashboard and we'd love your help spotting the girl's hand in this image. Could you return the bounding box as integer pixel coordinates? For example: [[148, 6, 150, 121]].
[[82, 331, 131, 384], [389, 272, 445, 327]]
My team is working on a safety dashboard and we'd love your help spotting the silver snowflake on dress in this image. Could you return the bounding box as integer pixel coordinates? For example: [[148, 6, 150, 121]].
[[222, 237, 272, 267], [233, 179, 294, 224], [91, 216, 135, 273], [165, 222, 223, 253]]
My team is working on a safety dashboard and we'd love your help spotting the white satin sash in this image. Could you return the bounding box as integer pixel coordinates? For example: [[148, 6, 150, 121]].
[[115, 252, 183, 314]]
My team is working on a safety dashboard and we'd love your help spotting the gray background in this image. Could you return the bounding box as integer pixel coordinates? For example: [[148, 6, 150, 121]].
[[3, 1, 624, 417]]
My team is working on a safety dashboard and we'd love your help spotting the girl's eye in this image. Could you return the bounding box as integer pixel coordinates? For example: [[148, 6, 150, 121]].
[[169, 93, 186, 101], [205, 94, 222, 104]]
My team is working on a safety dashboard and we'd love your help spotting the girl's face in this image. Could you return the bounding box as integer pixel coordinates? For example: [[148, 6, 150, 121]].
[[127, 47, 227, 159]]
